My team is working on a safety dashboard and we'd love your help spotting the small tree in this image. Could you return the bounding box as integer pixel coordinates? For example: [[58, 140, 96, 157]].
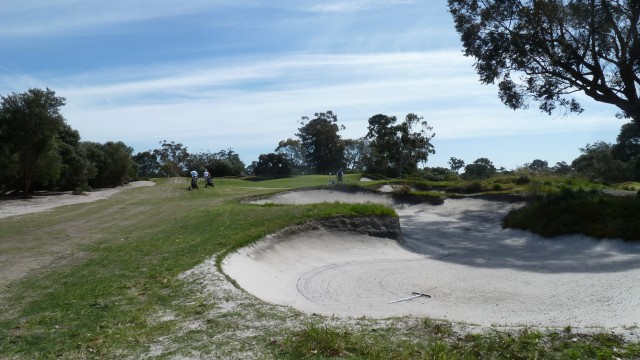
[[528, 159, 549, 172], [551, 161, 572, 175], [462, 158, 497, 180], [448, 157, 465, 173]]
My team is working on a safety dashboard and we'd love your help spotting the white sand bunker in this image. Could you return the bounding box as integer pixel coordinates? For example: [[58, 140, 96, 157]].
[[249, 189, 394, 205], [224, 191, 640, 331]]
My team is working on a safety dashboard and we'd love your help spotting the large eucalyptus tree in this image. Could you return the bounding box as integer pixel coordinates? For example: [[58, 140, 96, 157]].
[[448, 0, 640, 123]]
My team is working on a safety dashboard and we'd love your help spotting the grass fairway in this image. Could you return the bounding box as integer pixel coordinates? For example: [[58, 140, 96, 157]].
[[1, 176, 639, 359]]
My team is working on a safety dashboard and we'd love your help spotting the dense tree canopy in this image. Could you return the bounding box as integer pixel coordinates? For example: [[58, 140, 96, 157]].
[[275, 138, 305, 173], [462, 157, 497, 179], [252, 153, 292, 176], [296, 111, 345, 174], [572, 141, 630, 181], [343, 137, 370, 171], [366, 113, 435, 177], [55, 123, 93, 190], [0, 88, 67, 196], [449, 0, 640, 124], [132, 151, 160, 178], [612, 121, 640, 162]]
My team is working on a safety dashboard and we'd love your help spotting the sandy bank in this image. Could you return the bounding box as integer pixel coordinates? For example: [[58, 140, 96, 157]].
[[0, 181, 155, 219], [224, 191, 640, 333]]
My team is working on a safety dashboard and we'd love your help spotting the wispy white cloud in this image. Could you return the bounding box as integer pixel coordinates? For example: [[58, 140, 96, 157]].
[[0, 49, 624, 167], [307, 0, 418, 13], [0, 0, 238, 37]]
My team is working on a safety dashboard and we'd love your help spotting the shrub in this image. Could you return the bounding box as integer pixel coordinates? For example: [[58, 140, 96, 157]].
[[465, 182, 483, 193], [502, 192, 640, 241], [515, 175, 531, 185]]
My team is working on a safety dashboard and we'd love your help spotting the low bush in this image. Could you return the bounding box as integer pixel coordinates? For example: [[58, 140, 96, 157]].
[[391, 191, 445, 205], [502, 191, 640, 241]]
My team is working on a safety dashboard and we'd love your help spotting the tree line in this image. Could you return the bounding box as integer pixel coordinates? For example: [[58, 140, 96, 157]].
[[0, 88, 247, 197], [2, 86, 638, 199], [248, 111, 436, 178], [0, 89, 136, 197]]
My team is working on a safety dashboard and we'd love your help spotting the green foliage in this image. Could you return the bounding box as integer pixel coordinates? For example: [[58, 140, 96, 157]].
[[132, 150, 160, 178], [252, 153, 292, 176], [448, 0, 639, 122], [503, 191, 640, 240], [448, 156, 465, 173], [83, 141, 134, 187], [276, 322, 639, 360], [153, 140, 190, 177], [365, 113, 435, 177], [209, 148, 246, 176], [296, 111, 344, 174], [612, 121, 640, 162], [462, 158, 496, 180], [54, 123, 93, 190], [572, 142, 631, 183], [420, 166, 459, 182], [0, 88, 66, 196], [275, 138, 305, 173], [342, 137, 370, 171], [391, 189, 445, 205]]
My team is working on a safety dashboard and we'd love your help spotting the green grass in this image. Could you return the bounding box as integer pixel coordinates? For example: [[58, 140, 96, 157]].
[[274, 321, 640, 359], [1, 175, 638, 358]]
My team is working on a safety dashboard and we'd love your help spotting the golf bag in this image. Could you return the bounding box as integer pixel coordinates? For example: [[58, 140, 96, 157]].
[[190, 176, 198, 190]]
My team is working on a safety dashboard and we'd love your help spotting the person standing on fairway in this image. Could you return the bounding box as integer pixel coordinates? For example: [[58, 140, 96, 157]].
[[190, 170, 198, 190], [204, 169, 214, 188]]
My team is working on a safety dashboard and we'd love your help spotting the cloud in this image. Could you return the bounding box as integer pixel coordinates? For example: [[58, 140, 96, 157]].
[[0, 0, 240, 37], [1, 49, 624, 165], [307, 0, 418, 13]]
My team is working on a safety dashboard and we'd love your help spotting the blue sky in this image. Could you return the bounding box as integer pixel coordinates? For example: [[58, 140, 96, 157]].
[[0, 0, 626, 170]]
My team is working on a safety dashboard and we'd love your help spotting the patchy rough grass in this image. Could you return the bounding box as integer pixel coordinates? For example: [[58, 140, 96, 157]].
[[274, 321, 640, 359]]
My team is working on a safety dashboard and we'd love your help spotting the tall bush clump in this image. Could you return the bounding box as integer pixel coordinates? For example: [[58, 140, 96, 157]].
[[502, 191, 640, 241]]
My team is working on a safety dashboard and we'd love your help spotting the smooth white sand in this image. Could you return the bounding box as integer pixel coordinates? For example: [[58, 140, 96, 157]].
[[224, 190, 640, 331]]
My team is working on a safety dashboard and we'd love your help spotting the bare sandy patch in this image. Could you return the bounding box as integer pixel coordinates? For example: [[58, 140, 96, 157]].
[[0, 181, 155, 219], [249, 189, 394, 206], [224, 191, 640, 334]]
